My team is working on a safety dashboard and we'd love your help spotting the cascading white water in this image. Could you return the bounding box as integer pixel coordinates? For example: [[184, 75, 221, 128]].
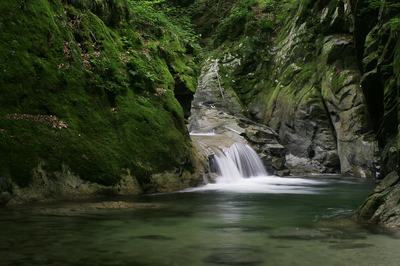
[[213, 152, 243, 183], [214, 142, 268, 183], [187, 135, 326, 194], [225, 142, 268, 178]]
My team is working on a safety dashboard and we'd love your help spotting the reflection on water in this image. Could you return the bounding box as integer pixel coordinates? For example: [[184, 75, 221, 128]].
[[1, 175, 400, 266]]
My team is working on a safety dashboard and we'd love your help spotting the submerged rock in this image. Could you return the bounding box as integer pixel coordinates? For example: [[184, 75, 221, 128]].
[[135, 235, 174, 241], [270, 228, 333, 241], [188, 245, 261, 253], [80, 201, 163, 210], [270, 227, 367, 242], [328, 243, 374, 249], [208, 225, 272, 232], [203, 252, 263, 265]]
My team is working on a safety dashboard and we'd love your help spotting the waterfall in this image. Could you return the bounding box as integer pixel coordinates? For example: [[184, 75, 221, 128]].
[[214, 152, 244, 183], [213, 142, 268, 183], [225, 142, 268, 178]]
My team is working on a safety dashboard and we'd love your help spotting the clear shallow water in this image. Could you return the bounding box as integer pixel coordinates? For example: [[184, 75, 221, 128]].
[[1, 175, 400, 266]]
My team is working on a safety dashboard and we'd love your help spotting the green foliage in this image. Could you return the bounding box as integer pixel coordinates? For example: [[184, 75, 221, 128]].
[[204, 0, 298, 47], [258, 0, 297, 12], [127, 0, 201, 51], [389, 17, 400, 31], [214, 2, 253, 42], [358, 0, 400, 17], [358, 0, 381, 14], [356, 0, 400, 32]]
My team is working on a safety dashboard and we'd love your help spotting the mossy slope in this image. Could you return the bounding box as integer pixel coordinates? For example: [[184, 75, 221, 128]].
[[0, 0, 203, 204]]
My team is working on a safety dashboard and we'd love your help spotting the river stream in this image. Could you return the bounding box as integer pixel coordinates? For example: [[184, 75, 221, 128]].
[[1, 175, 400, 265]]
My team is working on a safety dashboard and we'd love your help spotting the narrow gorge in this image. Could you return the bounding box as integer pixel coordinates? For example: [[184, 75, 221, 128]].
[[1, 0, 400, 228]]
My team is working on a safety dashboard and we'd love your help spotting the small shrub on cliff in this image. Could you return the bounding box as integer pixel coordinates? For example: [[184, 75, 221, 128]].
[[207, 0, 298, 47], [127, 0, 200, 50]]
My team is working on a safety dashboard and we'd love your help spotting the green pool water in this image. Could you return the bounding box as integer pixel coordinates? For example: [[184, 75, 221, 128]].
[[1, 175, 399, 266]]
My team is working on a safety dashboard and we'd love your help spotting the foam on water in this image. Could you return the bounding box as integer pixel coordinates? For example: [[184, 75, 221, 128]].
[[189, 132, 218, 136], [182, 175, 327, 194], [185, 139, 328, 194]]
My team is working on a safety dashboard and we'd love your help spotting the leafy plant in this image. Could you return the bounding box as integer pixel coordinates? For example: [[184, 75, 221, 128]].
[[209, 0, 298, 46], [389, 17, 400, 31], [126, 0, 201, 51]]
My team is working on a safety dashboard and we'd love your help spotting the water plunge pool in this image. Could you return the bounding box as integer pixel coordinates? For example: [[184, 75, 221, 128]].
[[1, 175, 400, 265]]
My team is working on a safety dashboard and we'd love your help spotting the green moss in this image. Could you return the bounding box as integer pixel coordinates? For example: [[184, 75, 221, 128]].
[[280, 63, 303, 86], [0, 0, 198, 193]]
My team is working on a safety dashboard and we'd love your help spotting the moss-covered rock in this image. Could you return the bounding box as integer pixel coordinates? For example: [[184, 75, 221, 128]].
[[194, 0, 378, 176], [0, 0, 204, 205], [355, 171, 400, 227], [352, 0, 400, 226]]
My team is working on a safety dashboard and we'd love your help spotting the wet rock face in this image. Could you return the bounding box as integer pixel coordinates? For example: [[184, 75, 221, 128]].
[[190, 0, 381, 177], [319, 34, 380, 178], [355, 171, 400, 227], [207, 0, 380, 177], [359, 23, 400, 178], [352, 1, 400, 226], [188, 58, 286, 176], [272, 3, 380, 177]]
